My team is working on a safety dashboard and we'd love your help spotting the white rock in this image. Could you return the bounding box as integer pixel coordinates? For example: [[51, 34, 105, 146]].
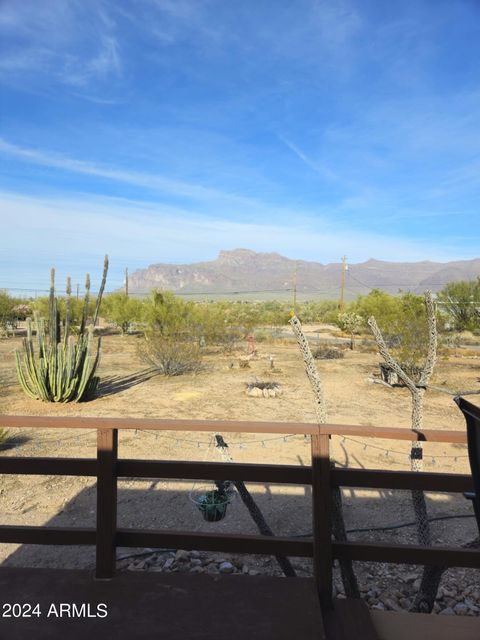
[[219, 561, 235, 574], [454, 603, 468, 616], [384, 598, 402, 612], [190, 566, 205, 574], [206, 563, 218, 573], [439, 607, 455, 615]]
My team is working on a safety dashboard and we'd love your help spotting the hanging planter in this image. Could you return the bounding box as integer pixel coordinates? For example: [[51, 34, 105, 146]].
[[195, 490, 230, 522], [190, 482, 235, 522]]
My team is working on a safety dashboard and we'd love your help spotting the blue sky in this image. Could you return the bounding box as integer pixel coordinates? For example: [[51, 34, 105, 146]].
[[1, 0, 480, 291]]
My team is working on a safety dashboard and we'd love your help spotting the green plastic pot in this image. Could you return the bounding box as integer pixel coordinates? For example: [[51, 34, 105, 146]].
[[196, 490, 229, 522]]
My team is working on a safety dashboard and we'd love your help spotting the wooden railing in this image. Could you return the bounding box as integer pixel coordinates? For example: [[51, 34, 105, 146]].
[[0, 415, 478, 610]]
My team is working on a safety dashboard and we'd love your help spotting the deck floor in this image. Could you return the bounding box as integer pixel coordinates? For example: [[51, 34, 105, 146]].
[[2, 567, 477, 640], [0, 568, 327, 640]]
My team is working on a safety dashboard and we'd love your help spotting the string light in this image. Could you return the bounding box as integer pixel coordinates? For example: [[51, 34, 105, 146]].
[[13, 428, 468, 462], [340, 436, 468, 461]]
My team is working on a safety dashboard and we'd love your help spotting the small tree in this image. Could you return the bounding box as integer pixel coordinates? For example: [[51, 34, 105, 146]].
[[102, 293, 145, 334], [337, 312, 363, 349], [0, 291, 17, 335], [144, 290, 197, 338], [436, 278, 480, 331], [34, 296, 95, 330]]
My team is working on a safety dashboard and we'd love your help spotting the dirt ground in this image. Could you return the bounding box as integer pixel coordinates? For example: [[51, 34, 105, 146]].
[[0, 327, 479, 611]]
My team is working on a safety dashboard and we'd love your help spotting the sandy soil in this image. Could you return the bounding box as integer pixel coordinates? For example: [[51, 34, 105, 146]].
[[0, 331, 479, 608]]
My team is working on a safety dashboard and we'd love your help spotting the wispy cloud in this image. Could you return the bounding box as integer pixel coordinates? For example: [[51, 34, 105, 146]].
[[0, 0, 122, 91], [278, 135, 338, 181], [61, 36, 122, 87], [0, 138, 260, 207]]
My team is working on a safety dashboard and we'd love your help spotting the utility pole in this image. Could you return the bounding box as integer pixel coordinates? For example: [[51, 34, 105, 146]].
[[339, 255, 347, 312], [76, 283, 79, 300], [125, 268, 129, 297]]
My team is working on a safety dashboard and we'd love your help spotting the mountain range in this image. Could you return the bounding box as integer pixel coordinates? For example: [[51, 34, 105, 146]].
[[127, 249, 480, 299]]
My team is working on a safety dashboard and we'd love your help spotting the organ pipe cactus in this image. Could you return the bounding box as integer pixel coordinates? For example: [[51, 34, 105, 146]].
[[15, 256, 109, 402]]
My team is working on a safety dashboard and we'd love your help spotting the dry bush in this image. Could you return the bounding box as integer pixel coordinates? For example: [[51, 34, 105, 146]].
[[313, 346, 345, 360], [139, 334, 203, 376]]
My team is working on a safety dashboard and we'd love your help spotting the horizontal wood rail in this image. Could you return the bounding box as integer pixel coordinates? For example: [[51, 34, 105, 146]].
[[0, 457, 474, 492], [0, 414, 477, 609], [0, 414, 469, 442]]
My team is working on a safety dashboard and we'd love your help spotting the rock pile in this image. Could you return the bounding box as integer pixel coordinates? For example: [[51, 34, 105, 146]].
[[245, 381, 282, 398], [118, 549, 259, 576], [118, 549, 480, 616]]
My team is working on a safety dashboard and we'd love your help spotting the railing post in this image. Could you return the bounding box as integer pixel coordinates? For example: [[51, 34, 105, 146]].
[[311, 429, 333, 609], [96, 428, 118, 580]]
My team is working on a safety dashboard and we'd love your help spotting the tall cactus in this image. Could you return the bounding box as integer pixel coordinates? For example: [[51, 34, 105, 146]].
[[15, 256, 109, 403]]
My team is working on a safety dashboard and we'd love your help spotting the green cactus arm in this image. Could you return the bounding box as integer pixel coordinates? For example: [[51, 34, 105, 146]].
[[64, 277, 72, 347], [15, 351, 38, 399], [79, 273, 91, 336], [92, 255, 109, 327]]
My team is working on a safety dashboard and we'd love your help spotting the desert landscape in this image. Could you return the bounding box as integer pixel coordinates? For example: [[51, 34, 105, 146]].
[[1, 325, 479, 615]]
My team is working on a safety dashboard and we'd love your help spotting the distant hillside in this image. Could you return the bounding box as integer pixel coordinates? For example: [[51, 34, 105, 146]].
[[127, 249, 480, 299]]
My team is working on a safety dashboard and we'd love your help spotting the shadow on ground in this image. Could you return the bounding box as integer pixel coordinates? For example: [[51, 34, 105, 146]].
[[97, 369, 160, 398]]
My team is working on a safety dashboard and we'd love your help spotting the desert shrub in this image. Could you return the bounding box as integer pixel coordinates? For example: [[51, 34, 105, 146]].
[[139, 333, 203, 376], [337, 312, 363, 349], [34, 295, 96, 329], [360, 290, 446, 368], [0, 291, 17, 334], [102, 293, 146, 334], [145, 290, 198, 337], [297, 300, 339, 324], [349, 289, 399, 329], [313, 346, 345, 360], [436, 278, 480, 331], [253, 329, 270, 342]]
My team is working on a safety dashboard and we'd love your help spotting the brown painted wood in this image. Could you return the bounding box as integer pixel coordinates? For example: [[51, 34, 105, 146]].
[[117, 459, 311, 483], [324, 599, 379, 640], [319, 425, 467, 443], [96, 428, 118, 580], [116, 529, 314, 557], [333, 541, 480, 568], [331, 468, 473, 492], [0, 525, 95, 545], [0, 457, 472, 495], [0, 414, 318, 434], [371, 609, 480, 640], [0, 457, 97, 476], [0, 568, 326, 640], [0, 414, 468, 442], [311, 432, 333, 610]]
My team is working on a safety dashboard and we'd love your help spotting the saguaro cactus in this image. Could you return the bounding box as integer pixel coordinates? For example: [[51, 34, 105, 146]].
[[15, 256, 109, 403]]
